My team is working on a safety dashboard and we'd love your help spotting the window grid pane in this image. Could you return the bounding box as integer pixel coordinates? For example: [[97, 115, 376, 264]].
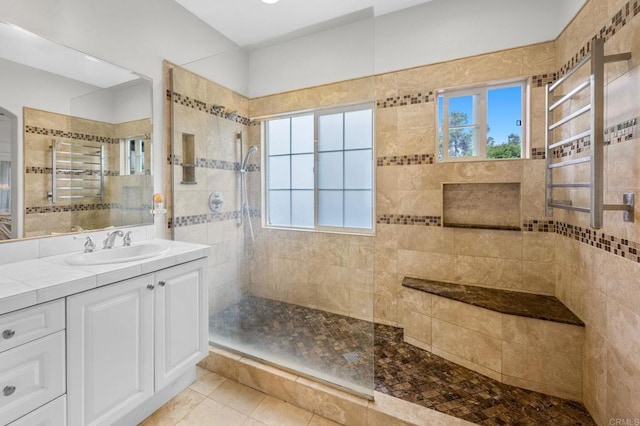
[[266, 105, 373, 232]]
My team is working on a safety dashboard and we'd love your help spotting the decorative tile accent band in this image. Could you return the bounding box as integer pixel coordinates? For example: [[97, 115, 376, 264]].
[[25, 166, 120, 177], [530, 148, 546, 160], [169, 90, 251, 126], [25, 202, 120, 215], [376, 154, 435, 167], [377, 214, 441, 226], [376, 92, 435, 109], [523, 220, 639, 263], [169, 209, 260, 228], [25, 126, 119, 144], [167, 155, 260, 172]]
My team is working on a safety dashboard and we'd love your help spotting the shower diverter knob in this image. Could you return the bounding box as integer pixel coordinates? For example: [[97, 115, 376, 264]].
[[209, 192, 224, 212]]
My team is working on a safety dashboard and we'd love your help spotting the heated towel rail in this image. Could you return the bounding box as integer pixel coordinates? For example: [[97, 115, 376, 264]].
[[49, 139, 105, 203], [545, 38, 634, 229]]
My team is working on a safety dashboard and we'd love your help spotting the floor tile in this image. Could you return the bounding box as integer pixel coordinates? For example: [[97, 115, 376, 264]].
[[141, 388, 205, 426], [176, 398, 247, 426], [209, 378, 267, 415], [309, 414, 343, 426], [250, 396, 314, 426], [189, 366, 226, 396]]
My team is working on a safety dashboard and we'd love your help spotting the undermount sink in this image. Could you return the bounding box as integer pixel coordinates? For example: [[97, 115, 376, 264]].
[[66, 243, 170, 266]]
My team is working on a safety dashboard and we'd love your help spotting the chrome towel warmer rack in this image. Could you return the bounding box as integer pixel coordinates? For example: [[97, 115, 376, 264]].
[[545, 38, 634, 229], [49, 139, 105, 203]]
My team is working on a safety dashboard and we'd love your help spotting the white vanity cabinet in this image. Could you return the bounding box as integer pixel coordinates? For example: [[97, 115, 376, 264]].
[[66, 258, 208, 426], [0, 300, 66, 426]]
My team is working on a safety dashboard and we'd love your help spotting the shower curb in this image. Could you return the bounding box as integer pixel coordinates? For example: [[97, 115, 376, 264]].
[[198, 345, 476, 426]]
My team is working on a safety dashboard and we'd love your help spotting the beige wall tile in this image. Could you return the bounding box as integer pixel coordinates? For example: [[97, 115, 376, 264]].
[[432, 296, 502, 339], [502, 341, 582, 400], [402, 311, 432, 346], [397, 225, 454, 254], [502, 316, 583, 357], [432, 318, 502, 373], [454, 255, 523, 290], [398, 250, 456, 282], [453, 228, 522, 260]]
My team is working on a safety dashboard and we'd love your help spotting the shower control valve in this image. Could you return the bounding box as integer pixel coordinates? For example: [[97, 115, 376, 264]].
[[209, 192, 224, 213]]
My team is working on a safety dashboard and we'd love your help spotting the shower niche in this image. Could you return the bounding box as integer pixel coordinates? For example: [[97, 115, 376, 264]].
[[442, 182, 521, 230]]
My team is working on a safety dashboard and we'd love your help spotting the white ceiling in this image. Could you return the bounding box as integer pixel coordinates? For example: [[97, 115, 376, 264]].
[[174, 0, 434, 48]]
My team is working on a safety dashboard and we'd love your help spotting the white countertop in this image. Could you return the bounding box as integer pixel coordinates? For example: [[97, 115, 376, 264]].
[[0, 239, 210, 315]]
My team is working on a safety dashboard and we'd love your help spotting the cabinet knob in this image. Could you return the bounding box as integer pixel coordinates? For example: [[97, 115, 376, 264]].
[[158, 280, 166, 287], [2, 329, 15, 339], [146, 284, 155, 290], [3, 386, 16, 397]]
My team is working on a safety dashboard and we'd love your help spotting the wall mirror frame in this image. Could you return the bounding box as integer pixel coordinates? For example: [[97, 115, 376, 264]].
[[0, 20, 154, 242]]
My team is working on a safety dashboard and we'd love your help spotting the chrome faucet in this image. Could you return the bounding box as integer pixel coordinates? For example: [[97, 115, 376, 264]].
[[103, 230, 124, 249]]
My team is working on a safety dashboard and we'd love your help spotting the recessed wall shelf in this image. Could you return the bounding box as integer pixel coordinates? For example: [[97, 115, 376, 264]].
[[442, 182, 521, 230]]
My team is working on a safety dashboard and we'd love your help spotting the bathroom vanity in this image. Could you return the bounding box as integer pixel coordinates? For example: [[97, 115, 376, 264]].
[[0, 234, 209, 426]]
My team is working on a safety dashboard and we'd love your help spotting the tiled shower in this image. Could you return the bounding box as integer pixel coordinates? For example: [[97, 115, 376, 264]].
[[165, 0, 640, 422]]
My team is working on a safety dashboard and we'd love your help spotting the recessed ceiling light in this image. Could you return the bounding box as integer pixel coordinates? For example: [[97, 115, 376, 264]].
[[262, 0, 279, 4]]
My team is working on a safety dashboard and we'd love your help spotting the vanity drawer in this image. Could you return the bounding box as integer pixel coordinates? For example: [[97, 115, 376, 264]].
[[8, 395, 66, 426], [0, 300, 65, 353], [0, 331, 66, 426]]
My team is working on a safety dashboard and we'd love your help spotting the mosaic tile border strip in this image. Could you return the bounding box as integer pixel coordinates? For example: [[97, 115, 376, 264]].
[[376, 154, 435, 167], [25, 166, 120, 177], [25, 202, 120, 215], [530, 147, 546, 160], [167, 155, 260, 172], [377, 214, 441, 226], [523, 220, 639, 262], [169, 209, 261, 228], [376, 92, 435, 109], [25, 126, 119, 144], [169, 90, 251, 126]]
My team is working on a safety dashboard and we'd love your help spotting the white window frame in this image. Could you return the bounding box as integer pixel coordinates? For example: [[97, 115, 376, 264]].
[[437, 79, 527, 162], [262, 102, 375, 235]]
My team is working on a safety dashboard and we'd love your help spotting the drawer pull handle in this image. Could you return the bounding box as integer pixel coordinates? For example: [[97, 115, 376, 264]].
[[146, 284, 155, 290], [3, 386, 16, 397], [2, 329, 15, 339], [158, 280, 166, 287]]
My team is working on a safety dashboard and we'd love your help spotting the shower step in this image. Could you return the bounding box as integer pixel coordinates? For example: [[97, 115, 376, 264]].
[[400, 277, 585, 402]]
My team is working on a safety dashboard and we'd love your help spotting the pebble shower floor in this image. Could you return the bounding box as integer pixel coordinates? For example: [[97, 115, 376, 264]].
[[210, 296, 595, 425]]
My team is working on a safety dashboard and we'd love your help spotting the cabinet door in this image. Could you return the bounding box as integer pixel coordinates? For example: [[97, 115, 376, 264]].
[[154, 258, 207, 390], [67, 275, 154, 426]]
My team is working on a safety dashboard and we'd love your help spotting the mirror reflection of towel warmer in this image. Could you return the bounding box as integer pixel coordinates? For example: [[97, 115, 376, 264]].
[[545, 38, 634, 229], [49, 139, 104, 204]]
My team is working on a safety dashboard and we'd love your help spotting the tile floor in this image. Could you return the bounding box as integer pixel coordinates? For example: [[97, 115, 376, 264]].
[[140, 366, 340, 426]]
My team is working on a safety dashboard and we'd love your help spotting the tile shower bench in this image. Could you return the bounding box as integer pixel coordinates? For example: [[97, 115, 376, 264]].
[[400, 277, 585, 401]]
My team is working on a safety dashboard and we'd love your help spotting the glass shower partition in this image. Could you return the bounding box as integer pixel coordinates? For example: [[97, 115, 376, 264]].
[[170, 14, 375, 398]]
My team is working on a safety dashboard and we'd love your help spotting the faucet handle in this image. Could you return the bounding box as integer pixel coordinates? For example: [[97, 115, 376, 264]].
[[123, 230, 135, 246], [74, 236, 96, 253]]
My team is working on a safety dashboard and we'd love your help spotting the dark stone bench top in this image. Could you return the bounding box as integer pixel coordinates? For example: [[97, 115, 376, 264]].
[[402, 277, 584, 327]]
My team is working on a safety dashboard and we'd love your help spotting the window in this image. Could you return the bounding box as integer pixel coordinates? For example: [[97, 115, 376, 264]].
[[265, 103, 374, 233], [437, 81, 525, 162], [120, 137, 146, 175]]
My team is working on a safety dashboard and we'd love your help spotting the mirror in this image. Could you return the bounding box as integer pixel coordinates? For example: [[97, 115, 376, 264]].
[[0, 21, 153, 241]]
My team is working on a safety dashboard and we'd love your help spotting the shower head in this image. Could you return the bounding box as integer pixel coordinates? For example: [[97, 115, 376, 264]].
[[227, 110, 238, 120], [241, 145, 259, 171]]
